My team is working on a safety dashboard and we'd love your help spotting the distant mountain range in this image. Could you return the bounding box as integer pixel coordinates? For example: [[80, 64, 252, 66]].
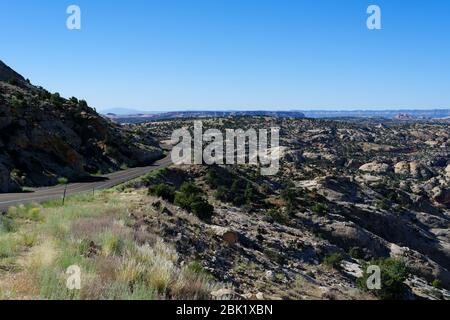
[[102, 108, 155, 115], [302, 109, 450, 119], [103, 109, 450, 123], [104, 110, 307, 123]]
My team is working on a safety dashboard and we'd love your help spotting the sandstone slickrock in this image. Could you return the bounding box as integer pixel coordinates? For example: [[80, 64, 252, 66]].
[[395, 161, 434, 179], [395, 161, 410, 175], [434, 189, 450, 208], [359, 162, 391, 174], [139, 117, 450, 298], [409, 161, 433, 179]]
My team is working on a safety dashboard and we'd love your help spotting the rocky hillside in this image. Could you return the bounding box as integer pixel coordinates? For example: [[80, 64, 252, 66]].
[[133, 117, 450, 300], [1, 114, 449, 299], [0, 61, 163, 193]]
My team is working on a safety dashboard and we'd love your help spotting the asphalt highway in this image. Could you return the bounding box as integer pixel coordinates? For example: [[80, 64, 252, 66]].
[[0, 156, 172, 212]]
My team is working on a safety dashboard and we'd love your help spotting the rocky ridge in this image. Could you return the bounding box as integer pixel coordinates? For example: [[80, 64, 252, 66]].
[[0, 61, 163, 192]]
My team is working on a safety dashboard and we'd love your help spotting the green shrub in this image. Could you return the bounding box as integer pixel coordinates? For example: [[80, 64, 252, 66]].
[[311, 203, 327, 215], [57, 177, 68, 185], [349, 247, 365, 260], [230, 180, 241, 194], [266, 208, 289, 225], [214, 186, 228, 201], [186, 261, 213, 280], [141, 168, 169, 186], [8, 78, 19, 86], [231, 194, 246, 206], [206, 170, 220, 188], [187, 261, 204, 274], [174, 182, 214, 220], [323, 253, 343, 269], [28, 207, 44, 222], [0, 215, 16, 234], [190, 200, 214, 220], [281, 187, 297, 205], [99, 231, 125, 257], [244, 183, 255, 204], [179, 182, 201, 195], [376, 199, 390, 210], [14, 92, 24, 100], [357, 258, 409, 300], [174, 182, 203, 210], [174, 192, 192, 211], [148, 184, 176, 203], [69, 97, 79, 104], [50, 92, 64, 108], [78, 100, 88, 108], [206, 168, 258, 206], [0, 234, 23, 258], [432, 279, 443, 289]]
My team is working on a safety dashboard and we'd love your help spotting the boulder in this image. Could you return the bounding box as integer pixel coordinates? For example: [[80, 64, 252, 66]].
[[210, 289, 239, 299], [210, 226, 239, 245], [391, 244, 450, 289], [394, 161, 434, 179], [394, 161, 410, 175], [359, 162, 391, 174], [0, 163, 20, 193], [434, 189, 450, 208], [409, 161, 433, 179]]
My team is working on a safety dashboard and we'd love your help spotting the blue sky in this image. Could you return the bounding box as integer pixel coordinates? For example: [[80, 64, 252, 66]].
[[1, 0, 449, 111]]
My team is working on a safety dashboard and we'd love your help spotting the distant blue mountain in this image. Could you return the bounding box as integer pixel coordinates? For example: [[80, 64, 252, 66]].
[[104, 110, 307, 123], [103, 108, 450, 123], [302, 109, 450, 119], [101, 108, 150, 115]]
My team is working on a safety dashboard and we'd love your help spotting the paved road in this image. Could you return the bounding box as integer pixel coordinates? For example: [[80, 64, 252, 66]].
[[0, 156, 172, 212]]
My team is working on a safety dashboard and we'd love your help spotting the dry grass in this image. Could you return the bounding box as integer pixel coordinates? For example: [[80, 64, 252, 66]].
[[0, 191, 223, 300], [70, 216, 116, 240]]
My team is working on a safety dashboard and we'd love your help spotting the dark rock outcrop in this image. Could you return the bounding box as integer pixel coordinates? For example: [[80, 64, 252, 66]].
[[0, 60, 163, 192], [0, 61, 25, 83]]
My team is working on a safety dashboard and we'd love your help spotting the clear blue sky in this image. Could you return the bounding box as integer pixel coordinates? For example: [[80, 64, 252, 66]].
[[1, 0, 449, 111]]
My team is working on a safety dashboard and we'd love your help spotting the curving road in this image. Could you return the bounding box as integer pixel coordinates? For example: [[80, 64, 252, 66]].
[[0, 155, 172, 212]]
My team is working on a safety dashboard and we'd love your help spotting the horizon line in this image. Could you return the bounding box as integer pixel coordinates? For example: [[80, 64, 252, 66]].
[[98, 107, 450, 113]]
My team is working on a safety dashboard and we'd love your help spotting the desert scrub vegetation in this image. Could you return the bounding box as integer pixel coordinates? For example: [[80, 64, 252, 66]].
[[174, 182, 214, 221], [0, 191, 222, 300], [148, 184, 176, 203], [265, 208, 290, 225], [206, 168, 258, 206], [311, 203, 328, 216], [323, 253, 344, 269], [357, 257, 409, 300], [147, 181, 215, 221], [0, 204, 42, 271]]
